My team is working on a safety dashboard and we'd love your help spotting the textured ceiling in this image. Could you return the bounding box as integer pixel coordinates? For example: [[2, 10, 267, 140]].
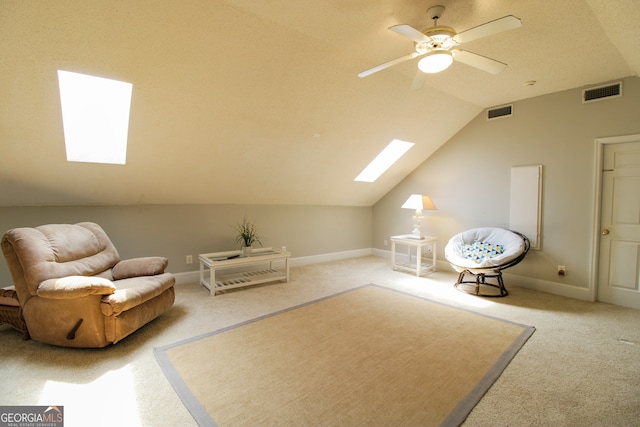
[[1, 0, 638, 207]]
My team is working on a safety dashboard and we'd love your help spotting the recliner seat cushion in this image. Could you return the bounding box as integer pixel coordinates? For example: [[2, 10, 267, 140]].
[[100, 272, 175, 316]]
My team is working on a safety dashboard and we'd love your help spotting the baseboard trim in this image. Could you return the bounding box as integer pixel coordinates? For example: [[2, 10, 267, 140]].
[[371, 248, 389, 258], [502, 272, 592, 301], [374, 248, 591, 300], [173, 249, 592, 302], [289, 248, 373, 267], [172, 248, 374, 286], [173, 271, 200, 286]]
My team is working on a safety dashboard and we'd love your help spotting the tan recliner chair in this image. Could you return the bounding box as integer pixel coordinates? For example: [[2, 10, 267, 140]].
[[1, 222, 175, 348]]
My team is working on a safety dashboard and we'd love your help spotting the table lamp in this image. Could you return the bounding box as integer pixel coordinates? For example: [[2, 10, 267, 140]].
[[401, 194, 436, 239]]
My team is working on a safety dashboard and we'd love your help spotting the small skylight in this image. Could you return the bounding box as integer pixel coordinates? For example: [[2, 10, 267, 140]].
[[354, 139, 414, 182], [57, 70, 133, 165]]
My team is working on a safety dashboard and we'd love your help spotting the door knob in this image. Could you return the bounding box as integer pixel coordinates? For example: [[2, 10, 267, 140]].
[[601, 229, 610, 235]]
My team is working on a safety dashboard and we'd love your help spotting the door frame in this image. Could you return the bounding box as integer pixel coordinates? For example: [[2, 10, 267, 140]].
[[590, 133, 640, 302]]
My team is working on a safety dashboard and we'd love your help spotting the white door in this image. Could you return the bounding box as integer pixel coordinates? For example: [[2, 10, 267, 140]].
[[598, 141, 640, 309]]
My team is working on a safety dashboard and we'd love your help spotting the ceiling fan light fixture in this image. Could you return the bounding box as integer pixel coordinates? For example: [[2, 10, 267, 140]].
[[418, 50, 453, 73]]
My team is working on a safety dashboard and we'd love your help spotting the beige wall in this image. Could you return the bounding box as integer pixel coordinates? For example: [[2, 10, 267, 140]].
[[0, 204, 372, 285], [3, 77, 639, 300], [374, 76, 640, 298]]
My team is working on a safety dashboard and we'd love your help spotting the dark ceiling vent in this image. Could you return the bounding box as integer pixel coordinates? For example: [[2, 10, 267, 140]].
[[583, 82, 622, 103], [487, 104, 513, 120]]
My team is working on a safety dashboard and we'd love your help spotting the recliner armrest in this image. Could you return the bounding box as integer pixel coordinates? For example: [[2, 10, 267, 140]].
[[37, 276, 116, 299], [112, 257, 168, 280]]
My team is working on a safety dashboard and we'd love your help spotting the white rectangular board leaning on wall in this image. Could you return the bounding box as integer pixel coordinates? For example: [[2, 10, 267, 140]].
[[509, 165, 542, 249]]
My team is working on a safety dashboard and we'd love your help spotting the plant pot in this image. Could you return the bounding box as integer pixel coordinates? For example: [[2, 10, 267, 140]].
[[241, 246, 253, 257]]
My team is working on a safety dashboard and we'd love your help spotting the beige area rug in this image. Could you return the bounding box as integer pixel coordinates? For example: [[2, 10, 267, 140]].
[[155, 285, 534, 427]]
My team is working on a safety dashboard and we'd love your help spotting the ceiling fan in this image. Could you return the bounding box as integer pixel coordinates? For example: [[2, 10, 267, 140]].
[[358, 5, 521, 79]]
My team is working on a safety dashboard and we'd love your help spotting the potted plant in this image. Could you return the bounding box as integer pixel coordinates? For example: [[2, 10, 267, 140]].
[[235, 216, 262, 256]]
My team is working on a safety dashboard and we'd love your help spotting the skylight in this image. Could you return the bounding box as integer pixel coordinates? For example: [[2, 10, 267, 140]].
[[57, 70, 133, 165], [354, 139, 414, 182]]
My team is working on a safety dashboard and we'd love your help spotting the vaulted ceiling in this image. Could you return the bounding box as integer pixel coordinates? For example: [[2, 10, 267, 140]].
[[1, 0, 638, 207]]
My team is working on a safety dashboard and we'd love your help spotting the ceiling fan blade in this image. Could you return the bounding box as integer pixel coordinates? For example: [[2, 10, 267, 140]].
[[389, 24, 430, 43], [358, 52, 419, 78], [452, 50, 507, 74], [453, 15, 521, 44]]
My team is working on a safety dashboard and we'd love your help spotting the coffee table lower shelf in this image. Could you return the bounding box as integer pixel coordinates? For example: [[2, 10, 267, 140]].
[[209, 268, 287, 291]]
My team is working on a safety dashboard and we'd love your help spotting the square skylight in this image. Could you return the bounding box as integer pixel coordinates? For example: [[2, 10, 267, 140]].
[[58, 70, 133, 165], [354, 139, 414, 182]]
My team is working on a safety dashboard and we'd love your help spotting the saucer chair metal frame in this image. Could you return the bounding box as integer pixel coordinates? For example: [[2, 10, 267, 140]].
[[449, 230, 530, 297]]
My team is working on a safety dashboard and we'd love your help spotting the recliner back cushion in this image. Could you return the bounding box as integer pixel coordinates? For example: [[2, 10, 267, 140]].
[[3, 223, 120, 296]]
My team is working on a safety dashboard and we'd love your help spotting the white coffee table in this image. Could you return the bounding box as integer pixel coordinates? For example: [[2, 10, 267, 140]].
[[199, 247, 291, 297]]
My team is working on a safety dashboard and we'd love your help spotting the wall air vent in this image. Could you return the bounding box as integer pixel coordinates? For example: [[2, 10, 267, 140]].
[[583, 82, 622, 103], [487, 104, 513, 120]]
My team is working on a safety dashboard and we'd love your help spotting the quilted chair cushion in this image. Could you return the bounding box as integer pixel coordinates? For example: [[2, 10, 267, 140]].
[[462, 241, 505, 264], [445, 227, 526, 269]]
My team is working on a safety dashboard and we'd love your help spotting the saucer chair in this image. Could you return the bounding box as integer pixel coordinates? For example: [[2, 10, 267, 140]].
[[444, 227, 530, 297]]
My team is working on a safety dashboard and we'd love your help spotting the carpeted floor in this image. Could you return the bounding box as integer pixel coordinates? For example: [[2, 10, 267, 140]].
[[155, 285, 534, 427], [0, 256, 639, 426]]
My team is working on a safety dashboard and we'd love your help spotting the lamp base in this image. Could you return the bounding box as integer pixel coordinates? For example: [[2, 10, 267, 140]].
[[410, 211, 424, 239]]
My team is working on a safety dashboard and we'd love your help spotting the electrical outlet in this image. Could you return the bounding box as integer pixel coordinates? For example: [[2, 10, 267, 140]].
[[384, 240, 388, 246], [558, 265, 566, 276], [186, 255, 193, 264]]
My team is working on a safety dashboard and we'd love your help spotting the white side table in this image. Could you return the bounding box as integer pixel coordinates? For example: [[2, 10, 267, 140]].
[[390, 235, 437, 276]]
